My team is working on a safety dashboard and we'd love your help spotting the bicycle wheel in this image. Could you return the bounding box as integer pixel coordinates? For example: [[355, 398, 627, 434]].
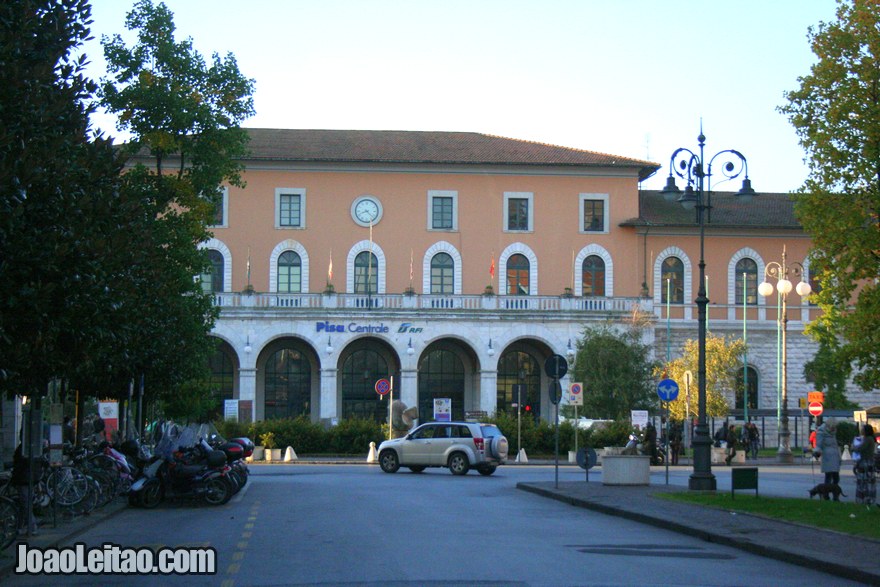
[[0, 496, 19, 550], [47, 467, 90, 507]]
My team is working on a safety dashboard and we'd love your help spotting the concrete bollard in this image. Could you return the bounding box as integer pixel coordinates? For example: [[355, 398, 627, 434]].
[[515, 448, 528, 463], [283, 446, 298, 462], [842, 445, 852, 462], [367, 441, 378, 463]]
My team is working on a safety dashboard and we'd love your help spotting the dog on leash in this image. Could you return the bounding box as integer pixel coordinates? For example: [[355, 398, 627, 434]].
[[808, 483, 847, 501]]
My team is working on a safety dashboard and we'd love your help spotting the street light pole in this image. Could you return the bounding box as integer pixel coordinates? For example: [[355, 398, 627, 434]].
[[758, 245, 811, 463], [660, 128, 755, 491]]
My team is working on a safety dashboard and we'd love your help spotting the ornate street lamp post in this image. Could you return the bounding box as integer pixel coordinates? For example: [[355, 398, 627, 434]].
[[660, 129, 756, 491], [758, 245, 811, 463]]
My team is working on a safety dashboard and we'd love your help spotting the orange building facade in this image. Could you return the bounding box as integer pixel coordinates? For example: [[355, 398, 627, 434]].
[[200, 129, 852, 441]]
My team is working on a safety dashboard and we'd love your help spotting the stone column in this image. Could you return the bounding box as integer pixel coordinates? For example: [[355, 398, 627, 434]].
[[479, 369, 498, 415], [238, 368, 257, 422], [320, 368, 338, 421], [398, 368, 418, 410]]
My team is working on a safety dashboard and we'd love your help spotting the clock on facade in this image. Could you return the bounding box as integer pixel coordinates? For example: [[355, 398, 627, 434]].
[[351, 196, 383, 226]]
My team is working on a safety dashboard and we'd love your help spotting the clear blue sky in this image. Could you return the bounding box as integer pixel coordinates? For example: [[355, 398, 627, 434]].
[[82, 0, 840, 192]]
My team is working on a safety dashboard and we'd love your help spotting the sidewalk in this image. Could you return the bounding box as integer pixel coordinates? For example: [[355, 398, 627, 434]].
[[0, 499, 129, 580], [517, 480, 880, 586]]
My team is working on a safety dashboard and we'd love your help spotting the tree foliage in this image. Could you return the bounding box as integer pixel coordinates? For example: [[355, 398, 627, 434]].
[[779, 0, 880, 391], [0, 0, 123, 396], [571, 324, 658, 421], [656, 334, 744, 422]]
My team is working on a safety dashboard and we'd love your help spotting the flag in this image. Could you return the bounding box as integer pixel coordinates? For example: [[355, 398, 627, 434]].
[[328, 250, 333, 282], [489, 253, 495, 280], [246, 246, 251, 285], [409, 249, 413, 283]]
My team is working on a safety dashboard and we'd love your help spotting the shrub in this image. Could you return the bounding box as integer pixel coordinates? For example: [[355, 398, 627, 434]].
[[836, 421, 858, 448], [328, 418, 384, 454], [588, 420, 632, 448]]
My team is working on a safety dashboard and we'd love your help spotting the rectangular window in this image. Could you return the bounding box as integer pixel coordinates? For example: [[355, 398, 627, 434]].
[[579, 193, 609, 233], [427, 190, 458, 231], [503, 192, 533, 232], [275, 188, 306, 229], [207, 187, 228, 228]]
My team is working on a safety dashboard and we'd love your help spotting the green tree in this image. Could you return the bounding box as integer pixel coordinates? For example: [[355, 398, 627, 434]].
[[657, 334, 744, 422], [779, 0, 880, 391], [571, 324, 658, 421], [803, 322, 860, 409], [0, 0, 123, 398], [95, 0, 255, 417]]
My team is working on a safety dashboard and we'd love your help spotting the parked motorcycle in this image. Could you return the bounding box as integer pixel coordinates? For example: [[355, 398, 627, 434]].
[[129, 424, 234, 508]]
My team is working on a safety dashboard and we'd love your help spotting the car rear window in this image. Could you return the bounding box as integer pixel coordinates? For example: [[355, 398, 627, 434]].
[[456, 425, 473, 438], [480, 425, 501, 437]]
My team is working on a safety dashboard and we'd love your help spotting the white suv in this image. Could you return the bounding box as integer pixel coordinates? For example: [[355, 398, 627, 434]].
[[377, 421, 509, 476]]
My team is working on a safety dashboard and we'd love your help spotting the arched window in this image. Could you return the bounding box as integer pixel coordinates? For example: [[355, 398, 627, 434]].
[[430, 253, 454, 294], [735, 258, 758, 305], [264, 348, 311, 419], [736, 366, 759, 411], [208, 346, 234, 418], [354, 251, 378, 294], [201, 250, 224, 293], [341, 348, 388, 422], [661, 257, 684, 304], [506, 253, 530, 295], [582, 255, 606, 297], [418, 349, 465, 421], [277, 251, 302, 293], [496, 351, 541, 420]]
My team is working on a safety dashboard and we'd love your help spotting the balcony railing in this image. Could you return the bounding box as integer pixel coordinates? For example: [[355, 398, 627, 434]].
[[211, 292, 647, 314]]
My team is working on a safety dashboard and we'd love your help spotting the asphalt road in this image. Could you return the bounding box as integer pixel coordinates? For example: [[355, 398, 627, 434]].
[[4, 463, 864, 587]]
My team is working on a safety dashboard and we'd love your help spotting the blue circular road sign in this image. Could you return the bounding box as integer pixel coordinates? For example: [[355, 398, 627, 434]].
[[657, 379, 680, 402]]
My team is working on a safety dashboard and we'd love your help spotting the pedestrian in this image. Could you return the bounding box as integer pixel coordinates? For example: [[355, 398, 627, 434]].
[[852, 424, 876, 505], [724, 424, 738, 465], [670, 423, 683, 466], [748, 423, 760, 460], [814, 418, 841, 486], [809, 426, 817, 450], [644, 422, 658, 465], [713, 425, 725, 448], [12, 440, 43, 535]]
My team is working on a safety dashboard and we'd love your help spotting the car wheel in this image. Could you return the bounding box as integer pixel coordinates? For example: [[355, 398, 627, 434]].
[[448, 452, 470, 475], [408, 466, 426, 473], [477, 465, 497, 476], [379, 450, 400, 473]]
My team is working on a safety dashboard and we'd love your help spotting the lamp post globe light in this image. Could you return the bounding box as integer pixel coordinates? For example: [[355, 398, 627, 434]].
[[758, 245, 811, 463], [660, 129, 756, 491]]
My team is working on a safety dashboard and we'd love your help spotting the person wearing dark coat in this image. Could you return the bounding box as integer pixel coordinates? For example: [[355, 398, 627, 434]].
[[724, 424, 738, 465]]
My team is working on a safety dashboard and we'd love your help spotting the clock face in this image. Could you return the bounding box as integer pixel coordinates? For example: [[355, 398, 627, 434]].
[[351, 196, 382, 226]]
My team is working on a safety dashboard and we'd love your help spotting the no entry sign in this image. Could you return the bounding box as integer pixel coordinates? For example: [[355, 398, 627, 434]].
[[808, 402, 824, 417]]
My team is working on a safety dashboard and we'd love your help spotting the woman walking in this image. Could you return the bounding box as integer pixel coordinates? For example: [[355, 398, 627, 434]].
[[814, 419, 841, 486], [853, 424, 876, 505]]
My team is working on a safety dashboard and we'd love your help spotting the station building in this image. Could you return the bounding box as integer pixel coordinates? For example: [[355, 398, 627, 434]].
[[189, 128, 870, 436]]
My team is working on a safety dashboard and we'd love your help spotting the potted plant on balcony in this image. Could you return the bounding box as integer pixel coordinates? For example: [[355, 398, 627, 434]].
[[483, 285, 495, 296], [561, 287, 574, 298], [241, 284, 255, 295], [403, 286, 416, 296], [323, 282, 336, 295]]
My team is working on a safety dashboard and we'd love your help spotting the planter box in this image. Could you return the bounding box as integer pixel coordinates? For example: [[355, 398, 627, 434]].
[[602, 455, 650, 485], [711, 447, 745, 465], [265, 448, 282, 461]]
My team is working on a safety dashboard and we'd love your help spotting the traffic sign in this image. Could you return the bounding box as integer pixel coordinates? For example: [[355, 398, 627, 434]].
[[808, 402, 824, 417], [544, 354, 568, 379], [808, 391, 825, 404], [657, 379, 680, 402], [569, 382, 583, 395], [576, 447, 598, 470], [375, 378, 391, 396]]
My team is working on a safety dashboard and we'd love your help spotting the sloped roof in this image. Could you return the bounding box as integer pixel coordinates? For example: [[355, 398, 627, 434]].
[[242, 128, 660, 180], [623, 189, 802, 229]]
